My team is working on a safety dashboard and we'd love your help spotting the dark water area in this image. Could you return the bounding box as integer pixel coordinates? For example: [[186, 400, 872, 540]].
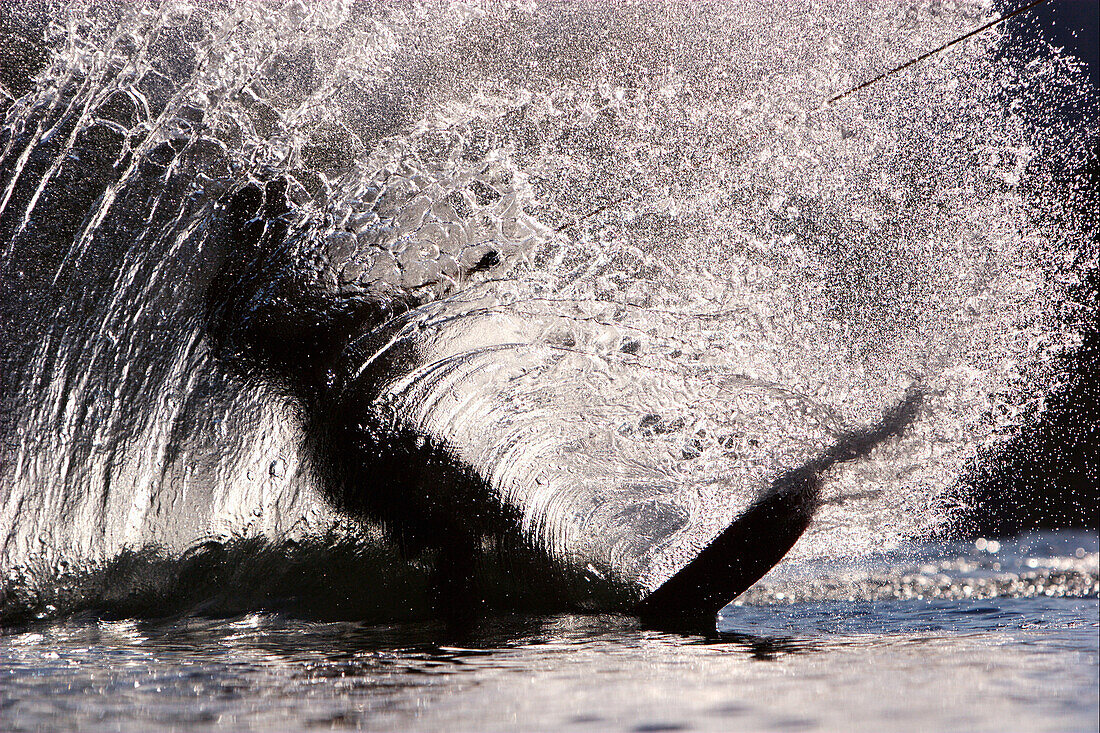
[[2, 530, 1096, 732]]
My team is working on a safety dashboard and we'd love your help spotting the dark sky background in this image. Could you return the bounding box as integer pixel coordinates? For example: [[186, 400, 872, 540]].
[[1022, 0, 1099, 87], [961, 0, 1098, 536]]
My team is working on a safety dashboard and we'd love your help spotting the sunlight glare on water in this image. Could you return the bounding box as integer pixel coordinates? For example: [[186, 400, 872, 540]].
[[0, 532, 1095, 732]]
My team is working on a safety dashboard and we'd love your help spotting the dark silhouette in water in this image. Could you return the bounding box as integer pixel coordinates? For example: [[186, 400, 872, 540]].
[[3, 0, 1088, 632], [205, 179, 925, 627], [206, 179, 544, 621], [637, 389, 923, 626]]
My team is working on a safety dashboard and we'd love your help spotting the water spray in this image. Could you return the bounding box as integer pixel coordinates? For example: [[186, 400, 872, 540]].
[[562, 0, 1062, 227], [826, 0, 1057, 106]]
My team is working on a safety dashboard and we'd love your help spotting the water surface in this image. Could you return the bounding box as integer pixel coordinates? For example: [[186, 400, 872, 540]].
[[3, 530, 1095, 732]]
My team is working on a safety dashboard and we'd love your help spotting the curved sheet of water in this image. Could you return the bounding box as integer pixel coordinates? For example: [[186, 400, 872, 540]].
[[0, 0, 1094, 620]]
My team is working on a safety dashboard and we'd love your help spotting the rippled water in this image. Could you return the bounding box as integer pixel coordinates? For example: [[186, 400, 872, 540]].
[[2, 530, 1095, 732]]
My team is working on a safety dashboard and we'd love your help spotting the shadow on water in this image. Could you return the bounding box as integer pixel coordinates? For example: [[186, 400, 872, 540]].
[[100, 596, 1062, 666], [54, 602, 966, 668], [4, 606, 829, 665], [698, 632, 823, 661], [140, 610, 832, 667]]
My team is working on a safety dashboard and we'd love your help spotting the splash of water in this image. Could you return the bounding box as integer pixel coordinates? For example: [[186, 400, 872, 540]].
[[0, 0, 1094, 619]]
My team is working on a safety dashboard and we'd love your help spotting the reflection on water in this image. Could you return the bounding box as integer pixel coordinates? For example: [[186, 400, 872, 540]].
[[1, 531, 1096, 732]]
